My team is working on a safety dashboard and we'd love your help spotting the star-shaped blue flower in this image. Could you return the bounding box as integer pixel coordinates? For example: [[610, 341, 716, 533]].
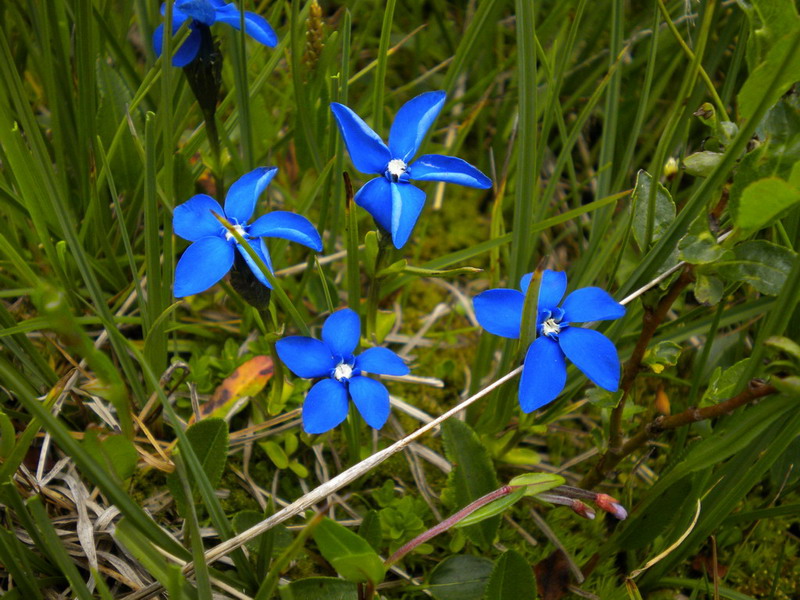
[[473, 270, 626, 412], [154, 0, 278, 67], [330, 91, 492, 249], [173, 167, 322, 297], [276, 309, 410, 434]]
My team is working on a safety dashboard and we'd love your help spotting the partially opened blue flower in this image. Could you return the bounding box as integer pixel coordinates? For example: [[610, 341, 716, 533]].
[[154, 0, 278, 67], [276, 309, 410, 434], [173, 167, 322, 297], [330, 91, 492, 249], [473, 270, 626, 412]]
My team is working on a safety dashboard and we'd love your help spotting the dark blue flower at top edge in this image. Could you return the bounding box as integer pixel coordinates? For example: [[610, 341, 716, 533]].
[[472, 270, 626, 413], [172, 167, 322, 297], [153, 0, 278, 67], [330, 91, 492, 249], [275, 308, 410, 434]]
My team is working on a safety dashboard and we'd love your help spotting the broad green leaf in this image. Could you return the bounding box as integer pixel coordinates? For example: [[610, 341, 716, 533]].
[[742, 0, 800, 70], [732, 176, 800, 231], [454, 487, 525, 528], [311, 517, 385, 585], [484, 549, 536, 600], [631, 170, 675, 249], [278, 577, 357, 600], [678, 216, 725, 264], [82, 428, 138, 481], [718, 240, 796, 295], [441, 419, 500, 548], [167, 418, 229, 513], [738, 29, 800, 122], [428, 555, 493, 600], [507, 473, 566, 496]]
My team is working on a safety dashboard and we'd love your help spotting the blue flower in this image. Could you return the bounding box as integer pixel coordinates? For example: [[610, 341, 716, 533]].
[[154, 0, 277, 67], [173, 167, 322, 297], [276, 309, 410, 434], [330, 91, 492, 249], [473, 270, 626, 412]]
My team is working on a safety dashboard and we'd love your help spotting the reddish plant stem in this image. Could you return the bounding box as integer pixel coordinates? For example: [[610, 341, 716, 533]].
[[583, 266, 695, 488], [385, 485, 517, 566]]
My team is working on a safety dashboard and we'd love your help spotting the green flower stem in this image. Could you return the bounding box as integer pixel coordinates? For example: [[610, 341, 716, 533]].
[[255, 305, 284, 418], [215, 213, 310, 336], [385, 485, 518, 566], [366, 233, 393, 343], [344, 404, 362, 467]]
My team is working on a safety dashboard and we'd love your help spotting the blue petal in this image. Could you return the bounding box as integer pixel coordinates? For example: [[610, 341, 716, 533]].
[[330, 103, 391, 174], [248, 211, 322, 251], [153, 21, 203, 67], [348, 376, 390, 429], [561, 287, 626, 323], [175, 0, 216, 24], [213, 3, 278, 46], [410, 154, 492, 189], [391, 182, 426, 249], [302, 379, 349, 434], [354, 177, 392, 232], [558, 327, 621, 392], [236, 238, 274, 288], [356, 347, 409, 376], [322, 309, 361, 358], [224, 167, 278, 224], [473, 289, 524, 339], [536, 270, 568, 310], [388, 91, 446, 163], [173, 194, 224, 241], [174, 236, 234, 297], [518, 336, 566, 413], [276, 336, 336, 378]]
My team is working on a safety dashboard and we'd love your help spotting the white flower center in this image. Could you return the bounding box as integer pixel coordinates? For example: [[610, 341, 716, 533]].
[[333, 362, 354, 381], [225, 224, 248, 242], [541, 318, 561, 336], [387, 158, 407, 178]]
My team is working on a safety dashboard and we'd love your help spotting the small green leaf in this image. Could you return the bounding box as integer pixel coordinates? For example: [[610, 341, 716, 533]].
[[507, 473, 566, 496], [278, 577, 357, 600], [364, 231, 379, 276], [718, 240, 796, 295], [702, 359, 752, 406], [454, 488, 525, 528], [263, 440, 290, 469], [765, 336, 800, 361], [311, 518, 385, 585], [441, 419, 500, 548], [376, 258, 407, 277], [694, 273, 724, 305], [484, 549, 536, 600], [631, 170, 676, 249], [642, 341, 683, 374], [428, 555, 494, 600], [167, 418, 229, 513], [732, 176, 800, 231], [498, 447, 541, 466], [738, 28, 800, 122], [683, 151, 724, 177], [357, 509, 383, 552], [678, 216, 725, 264]]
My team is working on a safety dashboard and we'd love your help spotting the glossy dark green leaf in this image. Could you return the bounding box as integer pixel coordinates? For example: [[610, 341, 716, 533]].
[[732, 176, 800, 231], [311, 517, 385, 585], [718, 240, 796, 295], [428, 554, 493, 600], [441, 419, 500, 548], [484, 549, 536, 600]]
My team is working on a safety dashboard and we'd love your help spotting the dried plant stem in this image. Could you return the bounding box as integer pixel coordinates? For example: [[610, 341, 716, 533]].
[[583, 265, 694, 488]]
